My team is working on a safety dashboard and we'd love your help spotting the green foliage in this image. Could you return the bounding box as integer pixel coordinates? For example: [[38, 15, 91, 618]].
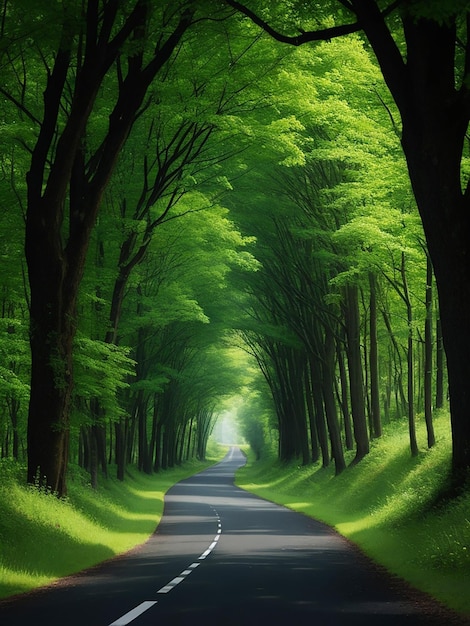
[[236, 386, 275, 459], [0, 318, 30, 456], [72, 335, 136, 425], [405, 0, 470, 22]]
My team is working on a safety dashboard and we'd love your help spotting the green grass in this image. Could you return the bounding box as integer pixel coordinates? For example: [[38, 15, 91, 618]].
[[236, 411, 470, 617], [0, 442, 226, 599]]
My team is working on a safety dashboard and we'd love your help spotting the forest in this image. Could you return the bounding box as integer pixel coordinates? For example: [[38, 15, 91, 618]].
[[0, 1, 469, 501]]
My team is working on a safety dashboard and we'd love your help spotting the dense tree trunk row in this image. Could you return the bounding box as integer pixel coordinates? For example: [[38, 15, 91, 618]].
[[238, 154, 446, 473]]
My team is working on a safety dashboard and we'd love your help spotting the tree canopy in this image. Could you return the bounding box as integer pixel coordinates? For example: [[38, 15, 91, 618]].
[[0, 0, 466, 495]]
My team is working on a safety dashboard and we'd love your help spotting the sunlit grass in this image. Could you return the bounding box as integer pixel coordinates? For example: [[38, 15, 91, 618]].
[[236, 411, 470, 617], [0, 443, 226, 599]]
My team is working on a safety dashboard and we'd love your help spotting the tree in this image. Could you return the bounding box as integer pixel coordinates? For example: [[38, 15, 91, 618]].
[[225, 0, 470, 485], [110, 193, 256, 472], [237, 385, 274, 460], [0, 1, 203, 495]]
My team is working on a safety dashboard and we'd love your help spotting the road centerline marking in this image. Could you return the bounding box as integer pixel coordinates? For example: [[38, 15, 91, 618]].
[[109, 601, 157, 626], [199, 549, 211, 559], [109, 466, 230, 625]]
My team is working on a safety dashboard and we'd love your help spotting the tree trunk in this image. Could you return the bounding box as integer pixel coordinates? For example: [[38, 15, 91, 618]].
[[89, 425, 98, 490], [287, 348, 310, 465], [336, 340, 353, 449], [136, 388, 151, 474], [149, 394, 159, 470], [186, 416, 194, 462], [400, 253, 419, 457], [304, 363, 319, 463], [154, 420, 163, 471], [25, 226, 74, 495], [381, 308, 407, 418], [344, 284, 369, 464], [435, 316, 444, 409], [424, 253, 435, 448], [322, 328, 346, 475], [177, 421, 187, 464], [369, 272, 381, 438], [8, 399, 20, 460], [115, 419, 127, 481], [309, 359, 330, 467], [162, 426, 169, 470]]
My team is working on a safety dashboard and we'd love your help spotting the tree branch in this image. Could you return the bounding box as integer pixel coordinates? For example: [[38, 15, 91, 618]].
[[0, 87, 40, 125], [223, 0, 362, 44]]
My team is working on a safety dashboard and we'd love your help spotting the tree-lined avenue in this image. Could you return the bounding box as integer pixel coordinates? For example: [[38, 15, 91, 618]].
[[0, 448, 464, 625]]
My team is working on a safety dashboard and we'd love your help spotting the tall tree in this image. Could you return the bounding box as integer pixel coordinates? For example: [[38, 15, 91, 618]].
[[225, 0, 470, 484], [3, 1, 199, 495]]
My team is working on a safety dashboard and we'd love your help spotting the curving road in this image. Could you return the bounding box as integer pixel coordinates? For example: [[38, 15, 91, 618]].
[[0, 447, 466, 625]]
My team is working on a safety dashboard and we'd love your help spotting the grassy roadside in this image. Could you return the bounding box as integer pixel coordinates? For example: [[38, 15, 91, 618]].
[[235, 411, 470, 618], [0, 443, 226, 599]]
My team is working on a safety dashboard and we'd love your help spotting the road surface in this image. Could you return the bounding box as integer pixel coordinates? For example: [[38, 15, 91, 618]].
[[0, 447, 466, 625]]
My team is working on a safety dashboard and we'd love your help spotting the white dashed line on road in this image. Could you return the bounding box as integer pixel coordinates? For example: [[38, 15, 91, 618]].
[[157, 575, 187, 594], [108, 601, 157, 626], [108, 506, 222, 625]]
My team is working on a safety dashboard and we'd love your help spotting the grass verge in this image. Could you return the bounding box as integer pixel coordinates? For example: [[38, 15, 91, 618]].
[[235, 411, 470, 617], [0, 442, 226, 599]]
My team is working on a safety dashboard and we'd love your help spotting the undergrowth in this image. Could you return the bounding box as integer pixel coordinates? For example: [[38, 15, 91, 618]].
[[236, 411, 470, 617]]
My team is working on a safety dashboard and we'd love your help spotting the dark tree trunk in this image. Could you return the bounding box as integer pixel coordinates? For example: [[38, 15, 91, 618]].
[[304, 363, 320, 463], [435, 316, 444, 409], [8, 399, 20, 460], [26, 227, 74, 495], [381, 307, 407, 418], [154, 420, 163, 472], [149, 394, 159, 471], [322, 328, 346, 475], [336, 340, 353, 449], [115, 418, 127, 481], [287, 348, 310, 465], [162, 426, 169, 470], [177, 421, 187, 464], [400, 253, 419, 457], [89, 425, 98, 490], [136, 388, 152, 474], [424, 253, 435, 448], [271, 347, 299, 463], [369, 272, 381, 438], [186, 416, 194, 461], [309, 359, 330, 467], [344, 284, 369, 464]]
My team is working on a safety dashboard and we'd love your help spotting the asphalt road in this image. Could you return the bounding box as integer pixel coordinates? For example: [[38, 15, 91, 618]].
[[0, 447, 467, 625]]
